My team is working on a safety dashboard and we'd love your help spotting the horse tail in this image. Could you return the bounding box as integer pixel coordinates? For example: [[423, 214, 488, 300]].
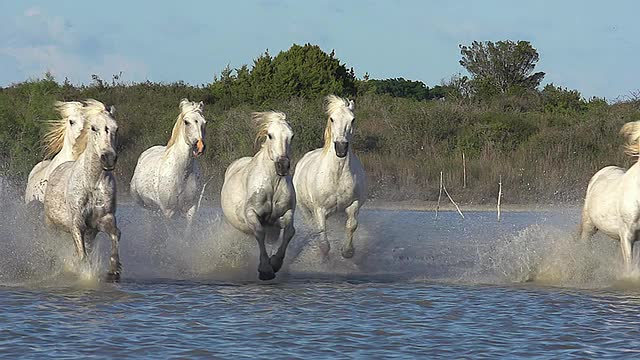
[[620, 121, 640, 157]]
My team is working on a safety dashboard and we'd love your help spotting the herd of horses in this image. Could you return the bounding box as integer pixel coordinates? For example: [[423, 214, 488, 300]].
[[22, 95, 364, 282], [16, 94, 640, 282]]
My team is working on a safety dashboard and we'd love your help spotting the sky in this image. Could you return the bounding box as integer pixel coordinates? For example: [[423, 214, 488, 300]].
[[0, 0, 637, 100]]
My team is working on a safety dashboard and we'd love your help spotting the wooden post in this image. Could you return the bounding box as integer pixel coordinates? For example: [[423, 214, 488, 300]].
[[462, 152, 467, 189], [443, 182, 465, 219], [497, 175, 502, 222], [435, 171, 443, 219]]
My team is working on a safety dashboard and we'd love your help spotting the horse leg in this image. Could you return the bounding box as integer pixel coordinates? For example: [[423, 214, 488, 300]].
[[578, 209, 597, 241], [619, 227, 635, 274], [83, 229, 98, 256], [314, 208, 330, 259], [341, 201, 360, 259], [71, 226, 87, 261], [247, 209, 274, 280], [270, 210, 295, 273], [99, 214, 122, 282], [185, 204, 197, 235]]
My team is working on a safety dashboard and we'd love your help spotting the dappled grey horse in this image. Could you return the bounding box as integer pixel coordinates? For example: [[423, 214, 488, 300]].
[[44, 99, 121, 281]]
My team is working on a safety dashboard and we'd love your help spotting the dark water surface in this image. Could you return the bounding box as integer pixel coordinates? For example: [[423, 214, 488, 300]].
[[2, 197, 640, 358]]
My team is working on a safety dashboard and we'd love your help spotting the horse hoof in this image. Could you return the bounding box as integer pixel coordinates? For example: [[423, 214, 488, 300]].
[[269, 256, 283, 273], [341, 247, 354, 259], [105, 271, 121, 283], [258, 270, 275, 281]]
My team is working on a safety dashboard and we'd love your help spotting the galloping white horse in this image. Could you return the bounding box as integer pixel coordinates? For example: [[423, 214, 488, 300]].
[[293, 95, 366, 259], [44, 100, 121, 281], [25, 101, 85, 204], [130, 99, 206, 230], [580, 121, 640, 273], [221, 111, 296, 281]]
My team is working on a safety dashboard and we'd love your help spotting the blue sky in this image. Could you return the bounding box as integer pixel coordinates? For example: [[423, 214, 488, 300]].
[[0, 0, 637, 100]]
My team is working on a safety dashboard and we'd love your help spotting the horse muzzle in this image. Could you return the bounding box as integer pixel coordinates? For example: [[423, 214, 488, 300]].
[[275, 157, 290, 176], [101, 153, 117, 171], [193, 139, 205, 157], [334, 141, 349, 158]]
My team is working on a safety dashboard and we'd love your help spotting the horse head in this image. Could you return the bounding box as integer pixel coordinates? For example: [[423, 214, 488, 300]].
[[178, 99, 206, 157], [81, 99, 118, 171], [253, 111, 293, 176], [325, 95, 355, 158]]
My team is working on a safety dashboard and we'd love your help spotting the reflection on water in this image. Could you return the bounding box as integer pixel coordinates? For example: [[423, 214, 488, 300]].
[[2, 189, 640, 357]]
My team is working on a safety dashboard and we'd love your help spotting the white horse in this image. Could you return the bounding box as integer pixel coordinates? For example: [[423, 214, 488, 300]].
[[220, 111, 296, 281], [129, 99, 206, 230], [44, 100, 121, 281], [293, 95, 366, 259], [25, 101, 85, 204], [580, 121, 640, 273]]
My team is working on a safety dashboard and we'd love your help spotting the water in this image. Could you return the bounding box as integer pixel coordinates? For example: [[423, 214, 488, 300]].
[[2, 190, 640, 358]]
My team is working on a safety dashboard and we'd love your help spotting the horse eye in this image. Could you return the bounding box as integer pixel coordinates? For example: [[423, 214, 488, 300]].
[[69, 120, 75, 126], [268, 134, 273, 140], [330, 117, 334, 123], [91, 126, 98, 132], [184, 120, 189, 126]]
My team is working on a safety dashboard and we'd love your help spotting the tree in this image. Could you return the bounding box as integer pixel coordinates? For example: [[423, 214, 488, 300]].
[[270, 43, 356, 99], [459, 40, 545, 95], [210, 44, 356, 106]]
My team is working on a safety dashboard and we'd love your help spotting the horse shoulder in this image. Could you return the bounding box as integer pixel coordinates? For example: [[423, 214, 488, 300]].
[[224, 157, 252, 180], [295, 148, 323, 173], [293, 148, 324, 196], [135, 146, 165, 170], [28, 160, 50, 182]]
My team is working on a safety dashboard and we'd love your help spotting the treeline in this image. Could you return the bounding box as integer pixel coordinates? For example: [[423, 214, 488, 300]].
[[0, 42, 638, 204]]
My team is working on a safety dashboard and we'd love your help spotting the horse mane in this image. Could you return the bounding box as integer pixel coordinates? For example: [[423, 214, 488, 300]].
[[323, 95, 351, 152], [252, 111, 287, 152], [166, 99, 204, 153], [42, 101, 83, 159], [621, 121, 640, 157], [72, 99, 111, 157]]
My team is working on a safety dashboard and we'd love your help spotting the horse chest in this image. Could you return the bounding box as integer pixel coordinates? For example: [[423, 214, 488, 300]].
[[315, 172, 356, 209], [249, 186, 291, 225]]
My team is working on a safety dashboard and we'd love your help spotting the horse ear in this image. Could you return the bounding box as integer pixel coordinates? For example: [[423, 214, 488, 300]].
[[198, 101, 204, 111], [179, 98, 190, 112], [108, 105, 116, 116], [348, 99, 355, 111]]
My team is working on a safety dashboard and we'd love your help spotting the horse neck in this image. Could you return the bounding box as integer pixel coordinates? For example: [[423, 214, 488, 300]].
[[74, 141, 104, 188], [251, 148, 281, 187], [164, 136, 194, 175], [57, 131, 76, 160], [321, 145, 352, 176]]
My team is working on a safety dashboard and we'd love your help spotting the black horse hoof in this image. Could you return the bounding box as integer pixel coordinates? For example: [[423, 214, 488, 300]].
[[269, 256, 284, 273], [258, 270, 275, 281], [341, 246, 355, 259], [105, 271, 121, 283]]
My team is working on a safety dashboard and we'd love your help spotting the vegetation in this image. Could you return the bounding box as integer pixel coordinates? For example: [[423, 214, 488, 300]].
[[459, 40, 545, 97], [1, 42, 638, 205]]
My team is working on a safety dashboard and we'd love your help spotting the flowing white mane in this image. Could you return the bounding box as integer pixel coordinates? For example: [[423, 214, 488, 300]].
[[42, 101, 83, 159], [621, 121, 640, 157], [252, 111, 288, 151]]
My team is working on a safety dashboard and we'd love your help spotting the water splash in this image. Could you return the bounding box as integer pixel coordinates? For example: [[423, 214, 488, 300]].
[[1, 179, 637, 289]]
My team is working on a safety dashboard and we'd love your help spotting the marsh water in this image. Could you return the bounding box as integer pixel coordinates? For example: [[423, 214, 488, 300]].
[[1, 191, 640, 358]]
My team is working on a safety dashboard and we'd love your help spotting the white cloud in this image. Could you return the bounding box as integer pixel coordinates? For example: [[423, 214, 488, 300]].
[[24, 7, 41, 17], [1, 8, 147, 85]]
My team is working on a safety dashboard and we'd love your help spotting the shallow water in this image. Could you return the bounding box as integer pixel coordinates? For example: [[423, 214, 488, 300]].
[[2, 191, 640, 358]]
